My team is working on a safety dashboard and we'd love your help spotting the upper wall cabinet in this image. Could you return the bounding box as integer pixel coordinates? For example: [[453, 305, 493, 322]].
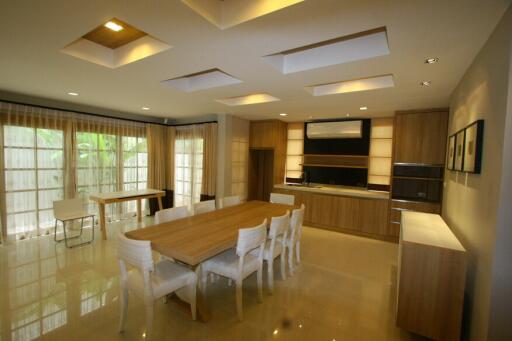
[[393, 110, 449, 165]]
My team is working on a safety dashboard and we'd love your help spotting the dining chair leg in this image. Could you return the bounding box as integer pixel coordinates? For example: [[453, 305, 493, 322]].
[[257, 266, 263, 303], [295, 241, 301, 264], [189, 282, 197, 321], [280, 252, 286, 280], [118, 287, 129, 333], [288, 245, 295, 276], [267, 260, 274, 295], [144, 298, 154, 338], [235, 279, 243, 321], [201, 272, 208, 297]]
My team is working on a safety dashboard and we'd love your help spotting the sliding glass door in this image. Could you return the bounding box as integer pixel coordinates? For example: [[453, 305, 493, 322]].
[[174, 127, 203, 208]]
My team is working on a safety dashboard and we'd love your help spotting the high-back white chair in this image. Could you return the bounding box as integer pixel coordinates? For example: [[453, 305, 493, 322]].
[[285, 204, 305, 276], [193, 200, 216, 215], [53, 198, 95, 248], [117, 233, 196, 337], [154, 206, 189, 224], [218, 195, 241, 209], [252, 211, 290, 294], [201, 219, 267, 321], [270, 193, 295, 205]]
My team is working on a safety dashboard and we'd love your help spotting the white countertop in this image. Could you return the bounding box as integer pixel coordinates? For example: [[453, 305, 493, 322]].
[[274, 183, 389, 200], [401, 211, 465, 251]]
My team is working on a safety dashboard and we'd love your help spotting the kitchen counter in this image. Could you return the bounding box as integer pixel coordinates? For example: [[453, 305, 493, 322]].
[[274, 183, 389, 200]]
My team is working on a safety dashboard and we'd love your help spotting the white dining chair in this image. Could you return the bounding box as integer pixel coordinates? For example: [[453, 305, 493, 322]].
[[285, 204, 305, 276], [117, 233, 196, 337], [154, 206, 189, 224], [193, 200, 216, 215], [201, 219, 267, 321], [251, 211, 289, 294], [269, 193, 295, 205], [218, 195, 241, 209], [53, 198, 95, 248]]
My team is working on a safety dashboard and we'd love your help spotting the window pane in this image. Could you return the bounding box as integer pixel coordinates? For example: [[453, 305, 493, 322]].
[[76, 132, 98, 149], [7, 212, 37, 235], [138, 153, 147, 167], [123, 152, 137, 167], [39, 210, 57, 229], [77, 169, 98, 186], [4, 148, 34, 169], [37, 150, 63, 169], [77, 150, 98, 168], [122, 136, 136, 150], [38, 170, 63, 189], [4, 126, 35, 147], [6, 191, 36, 213], [137, 182, 146, 190], [38, 189, 64, 210], [37, 129, 63, 148], [5, 170, 36, 191], [124, 168, 137, 183], [138, 167, 147, 182]]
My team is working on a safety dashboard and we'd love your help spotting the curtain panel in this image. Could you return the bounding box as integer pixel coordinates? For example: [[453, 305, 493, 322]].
[[201, 122, 217, 201], [0, 101, 146, 240]]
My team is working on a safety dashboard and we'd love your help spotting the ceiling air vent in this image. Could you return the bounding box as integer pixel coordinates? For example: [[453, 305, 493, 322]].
[[307, 120, 362, 139]]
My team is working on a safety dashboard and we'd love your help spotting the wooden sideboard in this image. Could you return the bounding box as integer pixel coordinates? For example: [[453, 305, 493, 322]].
[[397, 211, 466, 341], [273, 187, 392, 241]]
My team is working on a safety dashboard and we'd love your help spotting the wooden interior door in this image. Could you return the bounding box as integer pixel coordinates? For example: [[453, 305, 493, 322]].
[[248, 149, 274, 201]]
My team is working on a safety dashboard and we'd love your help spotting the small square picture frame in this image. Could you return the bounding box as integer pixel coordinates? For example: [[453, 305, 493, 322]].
[[462, 120, 484, 173], [454, 130, 465, 171], [447, 134, 456, 170]]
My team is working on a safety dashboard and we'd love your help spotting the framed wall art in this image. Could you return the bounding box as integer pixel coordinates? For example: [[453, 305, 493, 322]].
[[447, 134, 456, 170], [462, 120, 484, 173], [454, 130, 465, 171]]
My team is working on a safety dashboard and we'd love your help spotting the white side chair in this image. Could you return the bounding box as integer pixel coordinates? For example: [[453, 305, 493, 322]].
[[201, 220, 267, 321], [251, 211, 289, 294], [270, 193, 295, 205], [53, 198, 95, 248], [193, 200, 216, 215], [218, 195, 241, 209], [117, 233, 196, 337], [154, 206, 189, 224], [285, 204, 305, 276]]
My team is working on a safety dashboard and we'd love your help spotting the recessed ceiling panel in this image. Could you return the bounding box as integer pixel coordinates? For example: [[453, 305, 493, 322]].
[[162, 68, 242, 92], [61, 18, 171, 68], [182, 0, 304, 29], [215, 93, 280, 106], [305, 74, 395, 96], [264, 27, 390, 74]]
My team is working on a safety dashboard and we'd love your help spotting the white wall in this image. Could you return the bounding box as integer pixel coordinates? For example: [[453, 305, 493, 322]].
[[443, 5, 512, 341]]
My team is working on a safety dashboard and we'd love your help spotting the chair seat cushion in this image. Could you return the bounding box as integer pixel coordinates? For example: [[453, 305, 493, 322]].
[[202, 249, 260, 280], [127, 260, 195, 298]]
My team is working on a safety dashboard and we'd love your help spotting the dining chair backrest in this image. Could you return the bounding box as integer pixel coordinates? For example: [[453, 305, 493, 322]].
[[268, 210, 290, 239], [154, 206, 189, 224], [193, 200, 216, 215], [290, 204, 305, 242], [236, 219, 267, 257], [219, 195, 241, 209], [269, 193, 295, 205], [53, 198, 85, 218], [117, 232, 154, 275]]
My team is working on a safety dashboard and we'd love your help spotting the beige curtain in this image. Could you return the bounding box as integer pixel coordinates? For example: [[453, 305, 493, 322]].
[[201, 123, 217, 199], [0, 101, 146, 240]]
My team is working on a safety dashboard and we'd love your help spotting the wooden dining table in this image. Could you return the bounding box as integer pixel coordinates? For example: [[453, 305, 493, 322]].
[[124, 200, 294, 321]]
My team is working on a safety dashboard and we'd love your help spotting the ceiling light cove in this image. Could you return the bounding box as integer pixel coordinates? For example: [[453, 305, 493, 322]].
[[264, 27, 389, 74], [425, 57, 439, 64], [215, 93, 280, 106], [279, 113, 288, 116], [305, 74, 395, 97], [141, 107, 150, 111], [104, 21, 124, 32], [359, 106, 368, 111], [67, 92, 79, 96], [421, 81, 432, 86], [162, 68, 242, 92]]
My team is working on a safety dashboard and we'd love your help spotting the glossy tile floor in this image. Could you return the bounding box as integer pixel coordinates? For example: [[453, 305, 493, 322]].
[[0, 217, 428, 341]]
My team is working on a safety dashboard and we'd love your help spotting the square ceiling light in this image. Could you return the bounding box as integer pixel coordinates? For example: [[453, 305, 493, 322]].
[[264, 27, 389, 74], [162, 68, 242, 92], [215, 93, 280, 106], [305, 74, 395, 96], [181, 0, 304, 29], [61, 18, 171, 68]]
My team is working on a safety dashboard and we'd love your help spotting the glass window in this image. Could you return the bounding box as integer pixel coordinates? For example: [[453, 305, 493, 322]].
[[174, 136, 203, 208]]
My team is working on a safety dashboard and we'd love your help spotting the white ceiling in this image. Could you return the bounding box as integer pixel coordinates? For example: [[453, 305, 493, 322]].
[[0, 0, 510, 122]]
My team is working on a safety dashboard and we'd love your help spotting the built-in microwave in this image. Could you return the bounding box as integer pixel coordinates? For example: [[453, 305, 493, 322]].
[[392, 164, 444, 203]]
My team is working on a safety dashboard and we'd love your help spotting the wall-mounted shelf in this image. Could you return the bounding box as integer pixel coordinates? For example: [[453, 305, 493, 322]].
[[301, 164, 368, 169], [303, 154, 368, 169]]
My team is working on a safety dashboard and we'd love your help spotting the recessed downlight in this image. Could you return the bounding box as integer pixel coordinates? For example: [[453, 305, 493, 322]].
[[359, 106, 368, 111], [141, 106, 150, 111], [279, 113, 287, 116], [346, 113, 350, 117], [421, 81, 432, 87], [67, 92, 79, 96], [425, 57, 439, 64], [104, 21, 123, 32]]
